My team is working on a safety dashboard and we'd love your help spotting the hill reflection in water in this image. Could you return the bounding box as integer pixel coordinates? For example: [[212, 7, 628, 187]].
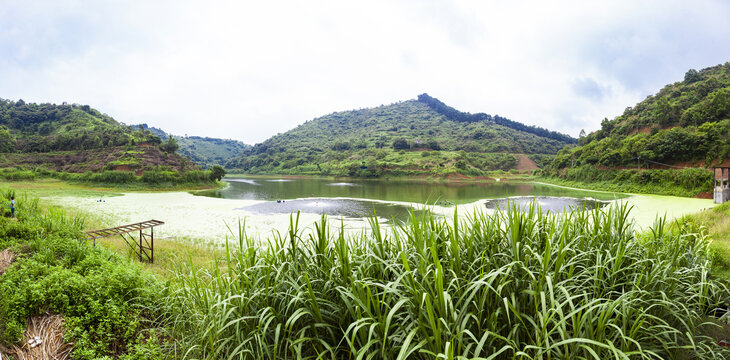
[[484, 196, 611, 212]]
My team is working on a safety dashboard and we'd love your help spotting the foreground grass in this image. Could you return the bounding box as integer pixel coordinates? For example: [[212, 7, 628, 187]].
[[4, 186, 730, 359], [159, 204, 730, 359], [680, 202, 730, 280]]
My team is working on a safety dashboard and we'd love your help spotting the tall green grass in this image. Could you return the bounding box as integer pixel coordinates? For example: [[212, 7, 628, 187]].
[[159, 204, 730, 359]]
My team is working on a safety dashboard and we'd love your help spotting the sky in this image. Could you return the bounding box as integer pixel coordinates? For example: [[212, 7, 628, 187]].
[[1, 1, 730, 144]]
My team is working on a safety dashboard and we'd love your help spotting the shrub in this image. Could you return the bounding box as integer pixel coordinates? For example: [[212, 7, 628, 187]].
[[140, 170, 180, 184], [392, 138, 409, 150]]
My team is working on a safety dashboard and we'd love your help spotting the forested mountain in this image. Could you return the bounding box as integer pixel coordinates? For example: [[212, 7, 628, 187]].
[[227, 95, 575, 177], [0, 99, 198, 174], [141, 124, 249, 169], [550, 62, 730, 169], [0, 99, 159, 152]]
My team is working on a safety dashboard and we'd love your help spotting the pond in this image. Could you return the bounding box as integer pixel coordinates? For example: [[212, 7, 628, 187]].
[[195, 177, 624, 219], [40, 178, 714, 244]]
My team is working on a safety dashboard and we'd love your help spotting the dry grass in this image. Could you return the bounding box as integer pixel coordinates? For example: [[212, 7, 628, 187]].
[[0, 249, 16, 275], [0, 313, 72, 360]]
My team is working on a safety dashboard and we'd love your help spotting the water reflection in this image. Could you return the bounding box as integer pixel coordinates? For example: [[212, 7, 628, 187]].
[[239, 198, 425, 220], [195, 177, 626, 221], [484, 196, 610, 212], [204, 177, 625, 204]]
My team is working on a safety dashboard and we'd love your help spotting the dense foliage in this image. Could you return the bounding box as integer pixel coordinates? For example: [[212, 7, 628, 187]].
[[551, 63, 730, 169], [0, 190, 163, 359], [0, 99, 160, 152], [161, 205, 730, 359], [227, 96, 572, 175]]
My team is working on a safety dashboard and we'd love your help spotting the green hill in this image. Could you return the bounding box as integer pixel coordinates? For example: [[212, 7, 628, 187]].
[[141, 125, 249, 169], [0, 99, 202, 177], [226, 94, 575, 177], [545, 63, 730, 196], [551, 62, 730, 169], [0, 99, 159, 152]]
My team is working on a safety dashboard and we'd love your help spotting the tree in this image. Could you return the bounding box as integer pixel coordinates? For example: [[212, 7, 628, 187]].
[[392, 138, 409, 150], [331, 141, 351, 151], [684, 69, 701, 84], [427, 140, 441, 150], [160, 136, 179, 153], [0, 126, 14, 152], [209, 165, 226, 181]]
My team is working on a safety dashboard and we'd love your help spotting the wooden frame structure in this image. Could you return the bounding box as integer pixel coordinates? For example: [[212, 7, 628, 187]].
[[86, 220, 164, 263]]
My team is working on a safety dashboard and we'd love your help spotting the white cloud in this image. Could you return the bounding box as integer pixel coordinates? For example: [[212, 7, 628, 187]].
[[1, 0, 730, 143]]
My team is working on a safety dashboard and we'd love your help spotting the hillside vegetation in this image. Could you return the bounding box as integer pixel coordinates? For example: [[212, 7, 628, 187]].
[[141, 124, 249, 169], [0, 99, 159, 152], [0, 99, 225, 186], [545, 63, 730, 196], [227, 94, 574, 177], [551, 63, 730, 169]]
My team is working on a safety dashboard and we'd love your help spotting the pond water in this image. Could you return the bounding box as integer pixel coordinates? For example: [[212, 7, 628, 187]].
[[39, 178, 715, 244], [204, 177, 623, 203], [195, 177, 624, 220]]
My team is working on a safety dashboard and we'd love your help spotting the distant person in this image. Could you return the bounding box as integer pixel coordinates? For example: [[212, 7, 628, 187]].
[[10, 196, 15, 218]]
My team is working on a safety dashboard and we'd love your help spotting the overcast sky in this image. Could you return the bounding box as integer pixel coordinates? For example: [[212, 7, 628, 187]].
[[2, 1, 730, 144]]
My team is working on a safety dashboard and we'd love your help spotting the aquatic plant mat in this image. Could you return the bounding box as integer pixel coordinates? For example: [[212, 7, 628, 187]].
[[0, 313, 72, 360], [160, 203, 730, 359]]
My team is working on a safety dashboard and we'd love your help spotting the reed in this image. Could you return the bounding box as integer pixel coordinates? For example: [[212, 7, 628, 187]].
[[159, 203, 730, 359]]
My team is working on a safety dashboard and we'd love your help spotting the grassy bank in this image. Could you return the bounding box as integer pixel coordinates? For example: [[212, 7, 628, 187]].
[[1, 177, 225, 196], [159, 206, 730, 359], [0, 166, 225, 189], [2, 182, 226, 278], [0, 190, 165, 359], [228, 150, 522, 178], [538, 166, 712, 197], [225, 170, 535, 183]]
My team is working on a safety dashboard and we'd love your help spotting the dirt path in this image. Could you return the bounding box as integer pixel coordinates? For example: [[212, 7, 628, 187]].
[[516, 154, 539, 171]]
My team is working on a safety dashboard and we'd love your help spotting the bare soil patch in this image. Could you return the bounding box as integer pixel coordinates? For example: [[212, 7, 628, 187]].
[[695, 191, 713, 199], [516, 154, 539, 171]]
